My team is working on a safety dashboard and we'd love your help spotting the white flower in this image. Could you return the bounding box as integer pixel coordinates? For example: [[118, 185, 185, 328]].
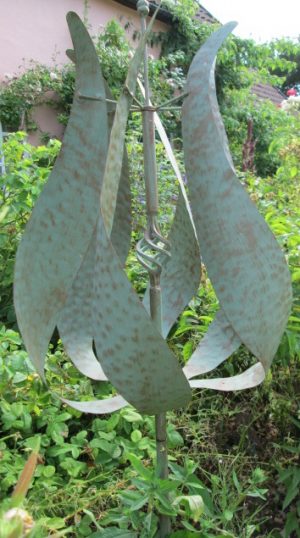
[[282, 95, 300, 114], [4, 508, 34, 533]]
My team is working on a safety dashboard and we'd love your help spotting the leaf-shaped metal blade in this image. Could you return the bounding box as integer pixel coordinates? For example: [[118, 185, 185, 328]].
[[63, 55, 132, 265], [58, 230, 107, 380], [184, 309, 241, 379], [143, 191, 200, 338], [189, 363, 265, 391], [82, 7, 191, 413], [182, 23, 292, 374], [100, 5, 160, 236], [92, 215, 192, 414], [62, 394, 128, 414], [58, 68, 131, 381], [159, 190, 200, 338], [14, 12, 109, 377]]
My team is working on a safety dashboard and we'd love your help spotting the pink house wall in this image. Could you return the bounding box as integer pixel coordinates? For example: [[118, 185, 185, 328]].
[[0, 0, 168, 142], [0, 0, 167, 80]]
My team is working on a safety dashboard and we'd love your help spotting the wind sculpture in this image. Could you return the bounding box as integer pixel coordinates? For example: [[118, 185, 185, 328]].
[[14, 1, 292, 536]]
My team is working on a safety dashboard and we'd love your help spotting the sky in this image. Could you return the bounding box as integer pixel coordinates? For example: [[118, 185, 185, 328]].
[[200, 0, 300, 43]]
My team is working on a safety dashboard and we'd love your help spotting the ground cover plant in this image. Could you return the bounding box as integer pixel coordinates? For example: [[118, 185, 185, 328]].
[[0, 1, 300, 536], [0, 129, 299, 537]]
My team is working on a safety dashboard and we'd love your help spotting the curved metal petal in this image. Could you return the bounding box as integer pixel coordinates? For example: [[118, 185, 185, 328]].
[[62, 394, 128, 414], [189, 362, 265, 391], [159, 191, 200, 338], [100, 7, 160, 236], [58, 71, 131, 381], [14, 12, 108, 378], [62, 52, 132, 265], [92, 215, 192, 415], [184, 309, 241, 379], [105, 77, 132, 265], [143, 191, 200, 338], [182, 23, 292, 374], [58, 229, 107, 381]]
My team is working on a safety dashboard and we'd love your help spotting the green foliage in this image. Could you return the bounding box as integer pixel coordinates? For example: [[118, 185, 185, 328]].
[[161, 0, 299, 94], [0, 129, 299, 535], [268, 37, 300, 91], [102, 455, 206, 536], [269, 117, 300, 184], [95, 20, 130, 95], [0, 320, 299, 536], [0, 132, 60, 325], [276, 417, 300, 538], [220, 90, 290, 175], [0, 65, 62, 132]]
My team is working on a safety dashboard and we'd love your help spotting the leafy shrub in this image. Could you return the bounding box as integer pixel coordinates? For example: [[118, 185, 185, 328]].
[[0, 132, 60, 325], [0, 65, 62, 132]]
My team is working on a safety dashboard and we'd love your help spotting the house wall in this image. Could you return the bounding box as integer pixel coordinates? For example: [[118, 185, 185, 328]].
[[0, 0, 167, 80], [0, 0, 168, 142]]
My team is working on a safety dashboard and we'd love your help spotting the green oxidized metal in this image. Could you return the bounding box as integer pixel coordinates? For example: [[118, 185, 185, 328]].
[[14, 12, 292, 412]]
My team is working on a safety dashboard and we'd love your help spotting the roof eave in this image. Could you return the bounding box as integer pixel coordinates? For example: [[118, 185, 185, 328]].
[[113, 0, 173, 24]]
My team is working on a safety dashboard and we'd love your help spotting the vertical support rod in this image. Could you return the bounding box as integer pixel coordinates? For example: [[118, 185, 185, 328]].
[[137, 1, 170, 536], [140, 19, 159, 222]]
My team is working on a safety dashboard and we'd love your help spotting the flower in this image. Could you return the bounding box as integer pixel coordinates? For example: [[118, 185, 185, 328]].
[[286, 88, 297, 96]]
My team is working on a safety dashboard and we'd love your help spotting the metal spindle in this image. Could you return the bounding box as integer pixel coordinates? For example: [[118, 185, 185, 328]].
[[136, 1, 171, 536]]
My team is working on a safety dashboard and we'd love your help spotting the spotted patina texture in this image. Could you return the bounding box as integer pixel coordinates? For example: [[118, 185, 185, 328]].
[[93, 214, 191, 414], [100, 4, 159, 236], [184, 309, 241, 379], [14, 12, 108, 378], [182, 23, 292, 384], [58, 81, 131, 383], [58, 230, 107, 381], [143, 190, 200, 338], [14, 14, 292, 414]]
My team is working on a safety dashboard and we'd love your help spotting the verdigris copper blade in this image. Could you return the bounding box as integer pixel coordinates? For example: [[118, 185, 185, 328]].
[[144, 191, 200, 338], [64, 50, 132, 261], [14, 12, 108, 377], [58, 153, 130, 380], [184, 310, 241, 379], [62, 395, 128, 414], [58, 66, 131, 381], [182, 23, 292, 374], [105, 78, 132, 263], [100, 6, 159, 236], [151, 100, 200, 337], [139, 80, 200, 337], [189, 363, 265, 391], [141, 90, 240, 380], [160, 190, 199, 338], [58, 230, 107, 381], [93, 216, 192, 414], [110, 142, 131, 263]]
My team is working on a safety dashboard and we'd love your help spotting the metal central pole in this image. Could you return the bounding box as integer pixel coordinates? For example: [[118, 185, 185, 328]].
[[137, 1, 171, 536]]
